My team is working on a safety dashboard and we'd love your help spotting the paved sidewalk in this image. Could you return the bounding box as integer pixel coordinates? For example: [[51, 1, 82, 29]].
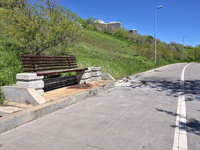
[[2, 63, 199, 150], [0, 78, 177, 150]]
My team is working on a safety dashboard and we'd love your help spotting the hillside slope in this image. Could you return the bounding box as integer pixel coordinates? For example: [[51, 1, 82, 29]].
[[75, 29, 179, 79], [0, 29, 180, 87]]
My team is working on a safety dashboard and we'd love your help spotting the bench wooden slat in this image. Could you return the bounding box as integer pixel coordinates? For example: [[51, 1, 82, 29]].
[[20, 55, 76, 58], [22, 63, 77, 68], [21, 61, 77, 65], [20, 55, 87, 76], [20, 58, 76, 61], [36, 68, 88, 76], [23, 66, 78, 72]]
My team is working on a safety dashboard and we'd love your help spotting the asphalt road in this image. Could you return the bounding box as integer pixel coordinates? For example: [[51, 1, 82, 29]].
[[0, 63, 199, 150]]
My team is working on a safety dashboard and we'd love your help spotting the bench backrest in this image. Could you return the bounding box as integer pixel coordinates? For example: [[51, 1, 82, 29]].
[[20, 55, 78, 75]]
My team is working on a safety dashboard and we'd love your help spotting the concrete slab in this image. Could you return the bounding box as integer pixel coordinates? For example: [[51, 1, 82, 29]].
[[30, 137, 71, 150], [9, 131, 48, 149], [105, 136, 142, 150], [140, 142, 172, 150], [0, 106, 23, 116], [1, 86, 46, 105]]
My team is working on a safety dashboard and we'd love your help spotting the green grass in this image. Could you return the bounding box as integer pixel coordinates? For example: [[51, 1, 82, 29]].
[[75, 29, 179, 79], [0, 45, 22, 86], [0, 89, 5, 106]]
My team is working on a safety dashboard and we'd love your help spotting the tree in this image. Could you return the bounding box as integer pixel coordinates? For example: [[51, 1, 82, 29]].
[[0, 0, 29, 10], [0, 0, 81, 55]]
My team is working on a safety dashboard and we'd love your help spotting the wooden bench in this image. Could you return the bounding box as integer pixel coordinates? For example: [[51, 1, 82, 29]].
[[20, 55, 88, 76], [20, 55, 88, 91]]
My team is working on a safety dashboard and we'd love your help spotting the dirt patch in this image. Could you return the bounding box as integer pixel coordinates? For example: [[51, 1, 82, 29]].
[[68, 84, 92, 89], [43, 80, 111, 102]]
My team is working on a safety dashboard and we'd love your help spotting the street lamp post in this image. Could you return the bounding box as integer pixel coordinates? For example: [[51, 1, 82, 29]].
[[155, 5, 162, 64], [183, 35, 186, 61]]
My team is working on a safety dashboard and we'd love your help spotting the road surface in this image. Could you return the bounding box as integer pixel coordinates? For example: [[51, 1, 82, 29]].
[[0, 63, 199, 150]]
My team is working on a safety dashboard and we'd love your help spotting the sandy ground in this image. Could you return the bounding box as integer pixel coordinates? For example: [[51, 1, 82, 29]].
[[43, 80, 111, 102]]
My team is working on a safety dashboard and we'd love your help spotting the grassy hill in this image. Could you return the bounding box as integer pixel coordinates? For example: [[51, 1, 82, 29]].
[[0, 28, 181, 88], [75, 29, 179, 79]]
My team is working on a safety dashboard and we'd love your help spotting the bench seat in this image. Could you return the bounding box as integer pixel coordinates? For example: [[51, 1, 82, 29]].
[[20, 55, 88, 76], [36, 68, 88, 76]]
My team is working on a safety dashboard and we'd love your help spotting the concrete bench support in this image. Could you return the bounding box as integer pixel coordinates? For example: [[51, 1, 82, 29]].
[[16, 73, 44, 96], [76, 67, 103, 84], [76, 68, 92, 84], [89, 67, 102, 81], [1, 86, 46, 105]]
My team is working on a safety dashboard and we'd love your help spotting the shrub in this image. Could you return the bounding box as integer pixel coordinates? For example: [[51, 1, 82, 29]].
[[0, 0, 81, 55]]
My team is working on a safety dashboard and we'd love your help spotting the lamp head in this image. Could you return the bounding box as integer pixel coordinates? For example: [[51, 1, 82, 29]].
[[158, 5, 162, 9]]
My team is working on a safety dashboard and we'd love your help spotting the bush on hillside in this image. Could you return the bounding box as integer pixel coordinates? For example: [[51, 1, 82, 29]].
[[0, 0, 81, 55]]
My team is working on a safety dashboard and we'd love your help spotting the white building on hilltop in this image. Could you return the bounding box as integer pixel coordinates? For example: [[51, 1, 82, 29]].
[[94, 20, 121, 30]]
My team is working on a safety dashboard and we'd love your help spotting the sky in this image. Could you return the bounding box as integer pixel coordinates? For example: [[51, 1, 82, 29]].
[[59, 0, 200, 47]]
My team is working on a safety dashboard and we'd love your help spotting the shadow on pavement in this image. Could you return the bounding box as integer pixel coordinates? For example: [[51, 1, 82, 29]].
[[130, 79, 200, 102], [129, 78, 200, 136], [156, 108, 200, 136]]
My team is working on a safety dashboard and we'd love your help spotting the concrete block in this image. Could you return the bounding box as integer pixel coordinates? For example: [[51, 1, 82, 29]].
[[79, 78, 91, 84], [91, 71, 102, 77], [76, 72, 91, 80], [88, 67, 102, 71], [91, 76, 102, 81], [88, 88, 98, 97], [36, 89, 44, 96], [72, 92, 89, 104], [84, 67, 91, 73], [16, 73, 44, 81], [0, 106, 23, 116], [1, 86, 46, 106], [16, 80, 44, 89]]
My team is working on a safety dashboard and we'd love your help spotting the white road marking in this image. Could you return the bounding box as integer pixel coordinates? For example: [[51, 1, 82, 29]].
[[173, 63, 190, 150]]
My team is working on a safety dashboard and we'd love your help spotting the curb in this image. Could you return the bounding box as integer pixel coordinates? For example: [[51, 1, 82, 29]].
[[0, 81, 116, 134]]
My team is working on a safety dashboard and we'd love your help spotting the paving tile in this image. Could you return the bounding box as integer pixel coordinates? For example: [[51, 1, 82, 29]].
[[140, 141, 172, 150], [53, 126, 85, 142], [116, 126, 149, 140], [64, 142, 100, 150], [0, 144, 21, 150], [68, 118, 101, 131], [9, 132, 49, 150], [104, 136, 142, 150], [150, 120, 175, 134], [130, 117, 154, 129], [0, 129, 30, 144], [90, 115, 130, 135], [30, 137, 71, 150], [80, 112, 110, 123], [144, 129, 174, 146], [187, 133, 200, 150], [29, 121, 67, 136], [18, 120, 51, 131], [76, 131, 113, 149]]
